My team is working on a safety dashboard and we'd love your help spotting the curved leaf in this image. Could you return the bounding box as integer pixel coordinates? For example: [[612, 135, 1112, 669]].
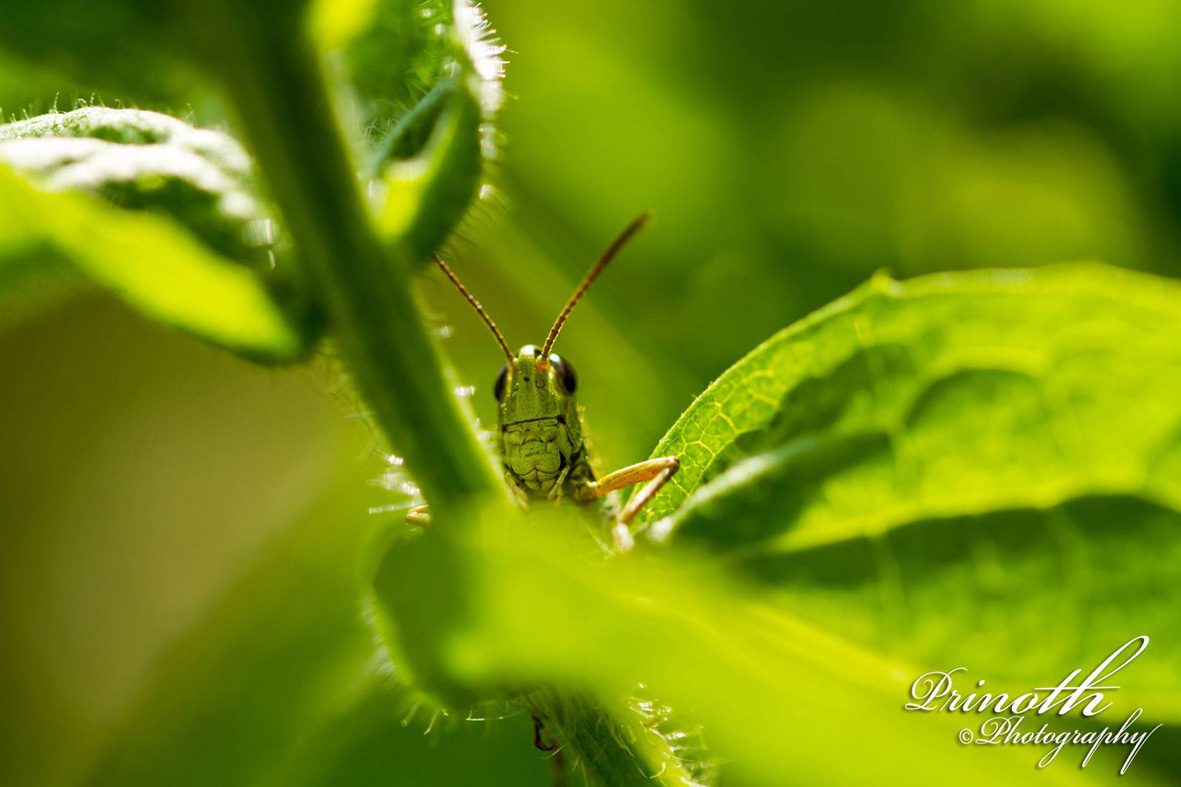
[[374, 504, 1113, 787], [335, 0, 455, 135], [0, 107, 272, 264], [0, 163, 311, 361], [373, 75, 483, 266], [639, 263, 1181, 523], [640, 262, 1181, 723], [360, 0, 504, 268]]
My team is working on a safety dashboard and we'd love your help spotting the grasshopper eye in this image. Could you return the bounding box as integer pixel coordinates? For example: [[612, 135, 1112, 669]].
[[493, 363, 509, 401], [550, 354, 577, 394]]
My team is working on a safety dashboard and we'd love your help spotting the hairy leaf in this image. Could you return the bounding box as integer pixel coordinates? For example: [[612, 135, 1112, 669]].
[[333, 0, 455, 136], [0, 163, 310, 361], [342, 0, 504, 140], [0, 107, 271, 264], [347, 0, 503, 268], [373, 75, 483, 266]]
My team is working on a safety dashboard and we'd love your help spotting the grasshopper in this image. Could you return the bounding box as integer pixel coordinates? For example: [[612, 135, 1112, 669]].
[[409, 214, 679, 552]]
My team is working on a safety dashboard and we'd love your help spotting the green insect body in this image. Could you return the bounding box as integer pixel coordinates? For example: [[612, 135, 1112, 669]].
[[497, 345, 596, 502], [423, 213, 680, 552]]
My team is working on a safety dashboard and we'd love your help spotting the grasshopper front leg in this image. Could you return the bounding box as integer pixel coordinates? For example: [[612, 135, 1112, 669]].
[[584, 455, 680, 552], [405, 504, 431, 526], [407, 472, 531, 526]]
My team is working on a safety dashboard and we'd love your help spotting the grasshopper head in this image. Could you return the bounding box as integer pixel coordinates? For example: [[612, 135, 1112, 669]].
[[495, 345, 578, 425], [432, 212, 648, 418]]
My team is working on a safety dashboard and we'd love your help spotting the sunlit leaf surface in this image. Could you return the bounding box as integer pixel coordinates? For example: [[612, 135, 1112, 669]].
[[0, 162, 308, 361], [0, 106, 318, 361], [640, 262, 1181, 727]]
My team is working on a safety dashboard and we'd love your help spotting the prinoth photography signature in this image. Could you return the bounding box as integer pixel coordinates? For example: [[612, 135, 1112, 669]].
[[904, 636, 1161, 774]]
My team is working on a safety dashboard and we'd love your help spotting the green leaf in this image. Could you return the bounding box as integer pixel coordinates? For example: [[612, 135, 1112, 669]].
[[374, 504, 1114, 787], [333, 0, 455, 135], [336, 0, 504, 141], [639, 262, 1181, 722], [638, 264, 1181, 521], [526, 688, 712, 787], [1, 107, 273, 264], [0, 161, 311, 362], [373, 75, 484, 266], [352, 0, 502, 267]]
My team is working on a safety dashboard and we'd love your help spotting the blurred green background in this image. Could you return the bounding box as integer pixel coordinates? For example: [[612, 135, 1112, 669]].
[[4, 1, 1181, 784]]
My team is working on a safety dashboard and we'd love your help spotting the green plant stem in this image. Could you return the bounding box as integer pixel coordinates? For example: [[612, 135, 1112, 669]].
[[187, 9, 691, 784], [190, 6, 503, 516], [528, 689, 700, 787]]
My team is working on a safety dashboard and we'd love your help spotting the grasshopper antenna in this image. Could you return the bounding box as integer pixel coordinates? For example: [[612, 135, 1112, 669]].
[[433, 253, 514, 361], [541, 212, 651, 359]]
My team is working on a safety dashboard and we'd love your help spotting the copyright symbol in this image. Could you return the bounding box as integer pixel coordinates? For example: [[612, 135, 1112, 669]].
[[958, 728, 974, 744]]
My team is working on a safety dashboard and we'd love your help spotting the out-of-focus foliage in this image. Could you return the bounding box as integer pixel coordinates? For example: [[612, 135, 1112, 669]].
[[0, 107, 270, 264], [0, 106, 316, 362], [0, 1, 539, 785], [0, 157, 309, 361], [4, 0, 1181, 786], [0, 0, 502, 350], [0, 296, 549, 787], [374, 501, 1145, 786], [461, 0, 1181, 410], [319, 0, 506, 269], [373, 76, 486, 268]]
